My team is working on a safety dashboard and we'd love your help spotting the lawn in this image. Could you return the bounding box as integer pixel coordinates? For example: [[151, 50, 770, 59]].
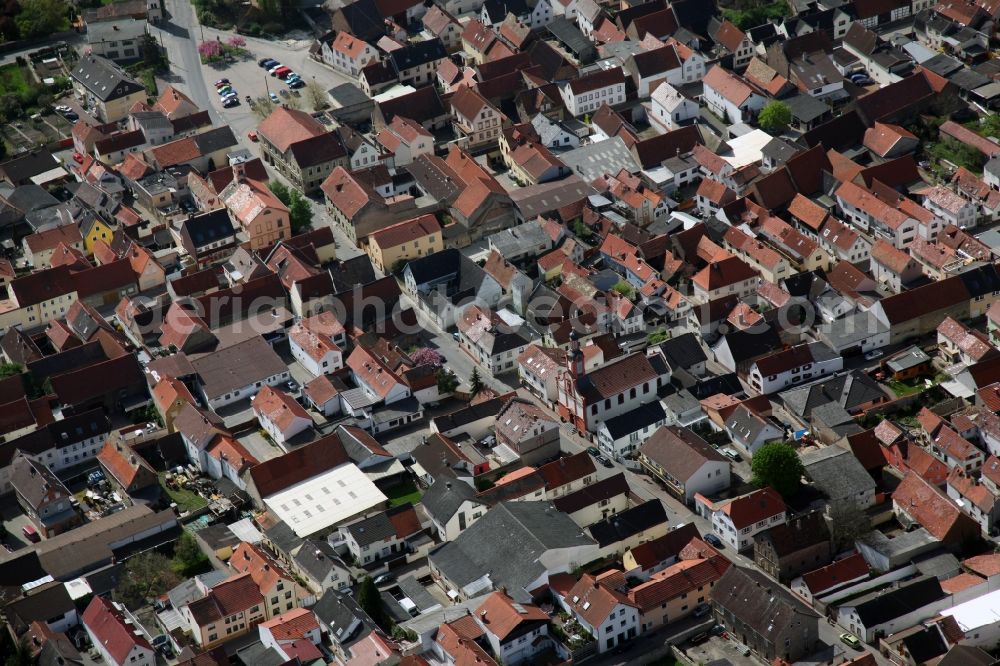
[[385, 479, 422, 507], [887, 378, 925, 397], [0, 64, 29, 96], [158, 473, 208, 512]]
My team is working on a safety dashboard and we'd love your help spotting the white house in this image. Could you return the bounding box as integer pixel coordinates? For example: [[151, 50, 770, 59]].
[[422, 479, 487, 541], [252, 386, 313, 445], [557, 574, 640, 653], [475, 592, 553, 666], [695, 487, 786, 551], [258, 608, 322, 660], [924, 185, 978, 231], [322, 31, 378, 77], [338, 504, 420, 565], [639, 425, 730, 504], [191, 337, 291, 410], [702, 65, 765, 124], [598, 402, 668, 458], [835, 181, 921, 249], [559, 67, 627, 117], [457, 305, 534, 376], [289, 319, 344, 378], [725, 405, 785, 457], [650, 82, 699, 133], [86, 17, 147, 62], [746, 342, 844, 395], [82, 597, 155, 666]]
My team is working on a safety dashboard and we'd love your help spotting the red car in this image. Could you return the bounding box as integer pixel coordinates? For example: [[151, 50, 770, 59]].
[[72, 152, 84, 164], [247, 131, 258, 142]]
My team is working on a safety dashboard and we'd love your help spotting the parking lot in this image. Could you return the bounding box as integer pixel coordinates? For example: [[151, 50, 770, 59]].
[[161, 25, 355, 151]]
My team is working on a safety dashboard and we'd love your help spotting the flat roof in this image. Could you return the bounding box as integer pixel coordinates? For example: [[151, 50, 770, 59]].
[[264, 463, 387, 538], [940, 587, 1000, 631], [721, 129, 773, 169]]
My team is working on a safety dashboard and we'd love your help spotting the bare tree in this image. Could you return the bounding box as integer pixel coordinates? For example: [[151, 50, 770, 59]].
[[305, 80, 329, 111], [829, 503, 870, 550], [253, 96, 275, 119]]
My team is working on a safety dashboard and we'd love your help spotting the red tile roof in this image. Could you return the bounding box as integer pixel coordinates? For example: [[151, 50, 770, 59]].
[[538, 451, 595, 490], [893, 471, 977, 541], [257, 106, 327, 153], [474, 591, 549, 641], [82, 597, 152, 664], [252, 386, 311, 433], [720, 487, 786, 529], [800, 552, 869, 595]]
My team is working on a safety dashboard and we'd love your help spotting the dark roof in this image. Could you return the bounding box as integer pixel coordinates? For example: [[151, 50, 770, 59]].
[[482, 0, 530, 22], [717, 327, 783, 364], [71, 56, 144, 102], [850, 577, 946, 626], [553, 472, 629, 514], [713, 565, 820, 639], [377, 86, 446, 126], [780, 370, 884, 419], [902, 626, 950, 663], [753, 511, 829, 557], [653, 332, 707, 371], [601, 402, 666, 439], [311, 589, 374, 648], [588, 500, 667, 547], [178, 209, 236, 254], [422, 478, 481, 524], [626, 523, 701, 569], [248, 434, 349, 498], [388, 39, 447, 74], [5, 582, 76, 633]]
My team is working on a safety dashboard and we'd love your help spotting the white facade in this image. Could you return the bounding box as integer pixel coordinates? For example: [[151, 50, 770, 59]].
[[597, 416, 666, 458], [650, 83, 699, 132], [560, 81, 626, 117], [430, 497, 486, 541], [87, 18, 147, 62], [84, 606, 154, 666], [201, 370, 290, 410], [290, 337, 343, 378], [707, 501, 785, 551], [702, 77, 765, 124], [747, 353, 844, 395], [255, 404, 311, 445]]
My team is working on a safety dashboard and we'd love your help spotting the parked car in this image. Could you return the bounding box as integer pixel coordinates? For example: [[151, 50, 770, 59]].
[[151, 636, 169, 649], [286, 380, 299, 392], [217, 85, 233, 95], [268, 64, 285, 75], [722, 447, 742, 462], [286, 74, 301, 83], [87, 470, 105, 486], [62, 110, 78, 120], [709, 624, 725, 636], [72, 152, 84, 163], [586, 446, 600, 457], [258, 58, 276, 67], [689, 632, 709, 645], [288, 80, 305, 89], [214, 78, 230, 87], [248, 130, 258, 141], [595, 454, 614, 468], [269, 92, 280, 103], [703, 533, 724, 548], [54, 104, 72, 113], [692, 604, 711, 618], [222, 97, 239, 108], [276, 69, 294, 80], [864, 349, 883, 361], [373, 572, 395, 585], [840, 633, 862, 649], [22, 524, 39, 543]]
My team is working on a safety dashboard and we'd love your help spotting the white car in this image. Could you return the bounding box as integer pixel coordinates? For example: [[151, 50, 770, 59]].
[[54, 105, 72, 113], [864, 349, 884, 361]]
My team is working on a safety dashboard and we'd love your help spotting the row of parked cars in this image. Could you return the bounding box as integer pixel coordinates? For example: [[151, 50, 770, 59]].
[[259, 58, 306, 89]]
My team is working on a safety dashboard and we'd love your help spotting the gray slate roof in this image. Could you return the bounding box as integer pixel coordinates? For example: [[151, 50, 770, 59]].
[[713, 565, 820, 640], [801, 445, 876, 505], [428, 501, 597, 602], [72, 55, 144, 102], [422, 478, 481, 525]]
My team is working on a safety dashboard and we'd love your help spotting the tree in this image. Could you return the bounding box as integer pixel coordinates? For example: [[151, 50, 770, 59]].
[[357, 576, 389, 630], [828, 502, 870, 549], [197, 40, 223, 63], [572, 219, 591, 240], [436, 368, 458, 394], [226, 35, 246, 49], [253, 95, 275, 119], [758, 100, 792, 133], [304, 80, 328, 111], [288, 190, 313, 232], [469, 367, 484, 394], [270, 180, 291, 206], [116, 551, 179, 609], [611, 281, 634, 298], [0, 362, 22, 378], [750, 441, 804, 498], [411, 347, 443, 367], [4, 635, 35, 666], [172, 531, 209, 576], [14, 0, 66, 39], [647, 328, 669, 345]]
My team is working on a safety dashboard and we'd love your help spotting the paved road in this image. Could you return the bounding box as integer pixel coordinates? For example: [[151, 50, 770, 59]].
[[151, 0, 222, 126]]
